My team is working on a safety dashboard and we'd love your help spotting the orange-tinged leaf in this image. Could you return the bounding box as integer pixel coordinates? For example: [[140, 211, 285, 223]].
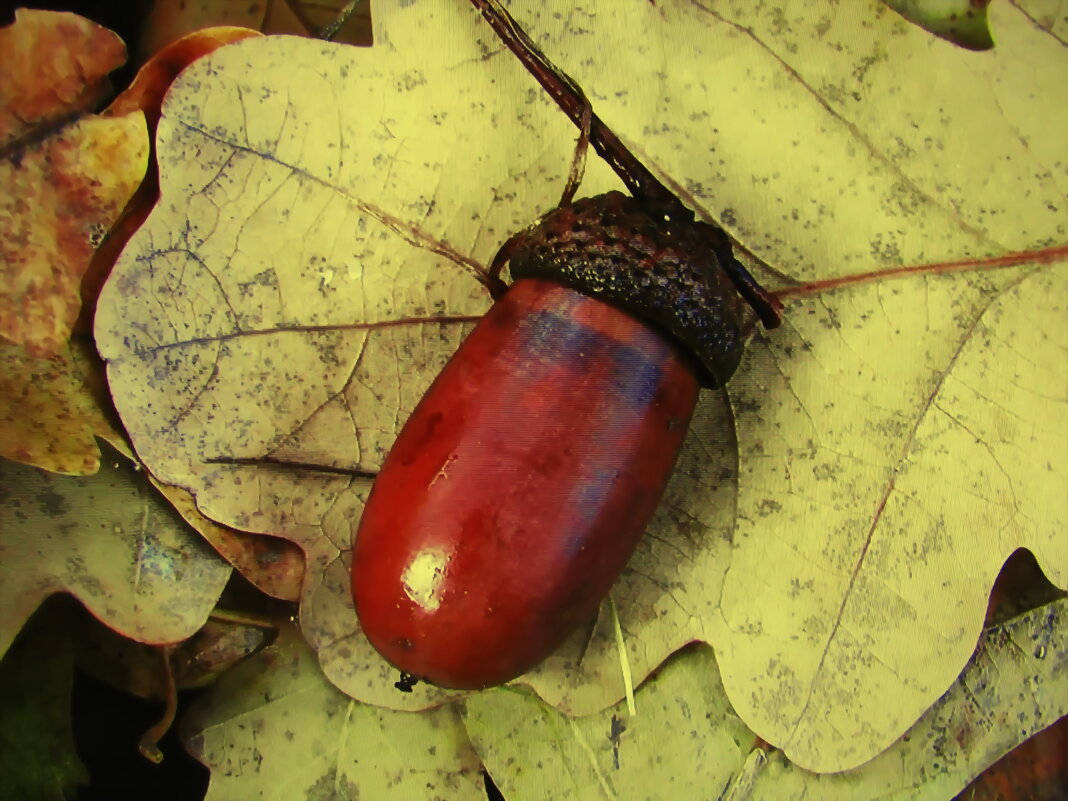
[[0, 10, 148, 356], [151, 476, 304, 601], [0, 9, 124, 142], [0, 443, 231, 659], [0, 338, 128, 475]]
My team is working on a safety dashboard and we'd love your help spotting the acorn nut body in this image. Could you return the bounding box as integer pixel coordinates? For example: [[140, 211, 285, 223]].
[[351, 192, 753, 689]]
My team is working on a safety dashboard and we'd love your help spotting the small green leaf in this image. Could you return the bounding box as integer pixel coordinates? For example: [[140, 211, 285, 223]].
[[883, 0, 994, 50]]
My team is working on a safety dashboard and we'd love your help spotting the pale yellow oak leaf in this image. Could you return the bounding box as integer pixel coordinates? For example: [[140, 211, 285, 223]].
[[183, 623, 485, 801], [465, 599, 1068, 801]]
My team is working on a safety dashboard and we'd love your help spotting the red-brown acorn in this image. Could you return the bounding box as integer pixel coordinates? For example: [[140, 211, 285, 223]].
[[351, 0, 781, 690]]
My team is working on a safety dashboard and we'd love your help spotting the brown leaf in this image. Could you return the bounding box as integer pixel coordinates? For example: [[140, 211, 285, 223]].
[[0, 9, 148, 356], [261, 0, 315, 37], [953, 717, 1068, 801], [76, 612, 271, 699], [0, 337, 129, 474], [287, 0, 372, 44]]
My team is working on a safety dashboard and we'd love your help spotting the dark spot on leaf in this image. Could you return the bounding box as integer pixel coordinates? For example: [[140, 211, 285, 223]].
[[756, 498, 782, 516], [37, 487, 69, 516]]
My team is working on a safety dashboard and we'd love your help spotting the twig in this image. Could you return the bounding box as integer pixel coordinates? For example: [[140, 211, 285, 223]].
[[318, 0, 363, 41]]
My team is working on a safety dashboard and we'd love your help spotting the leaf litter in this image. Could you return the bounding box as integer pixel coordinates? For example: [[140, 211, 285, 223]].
[[93, 0, 1067, 773]]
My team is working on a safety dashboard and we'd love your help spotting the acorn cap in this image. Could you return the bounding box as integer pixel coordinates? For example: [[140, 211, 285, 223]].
[[504, 191, 749, 388]]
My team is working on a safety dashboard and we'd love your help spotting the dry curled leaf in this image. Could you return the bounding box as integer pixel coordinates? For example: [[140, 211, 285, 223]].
[[95, 0, 1066, 772], [289, 0, 373, 43], [138, 0, 325, 62], [953, 717, 1068, 801], [0, 9, 148, 357], [138, 0, 268, 61], [0, 442, 231, 659], [76, 612, 271, 699], [151, 476, 304, 601]]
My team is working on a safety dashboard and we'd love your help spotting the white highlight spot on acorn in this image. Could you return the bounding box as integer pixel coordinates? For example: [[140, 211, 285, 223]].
[[401, 547, 450, 612]]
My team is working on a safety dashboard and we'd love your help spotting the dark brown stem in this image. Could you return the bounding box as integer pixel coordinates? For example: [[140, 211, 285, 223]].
[[138, 644, 177, 764], [559, 102, 592, 207], [317, 0, 362, 41], [466, 0, 782, 328], [467, 0, 687, 218]]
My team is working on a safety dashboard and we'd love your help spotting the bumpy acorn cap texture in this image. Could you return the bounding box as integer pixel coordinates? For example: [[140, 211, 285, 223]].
[[507, 191, 749, 388]]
